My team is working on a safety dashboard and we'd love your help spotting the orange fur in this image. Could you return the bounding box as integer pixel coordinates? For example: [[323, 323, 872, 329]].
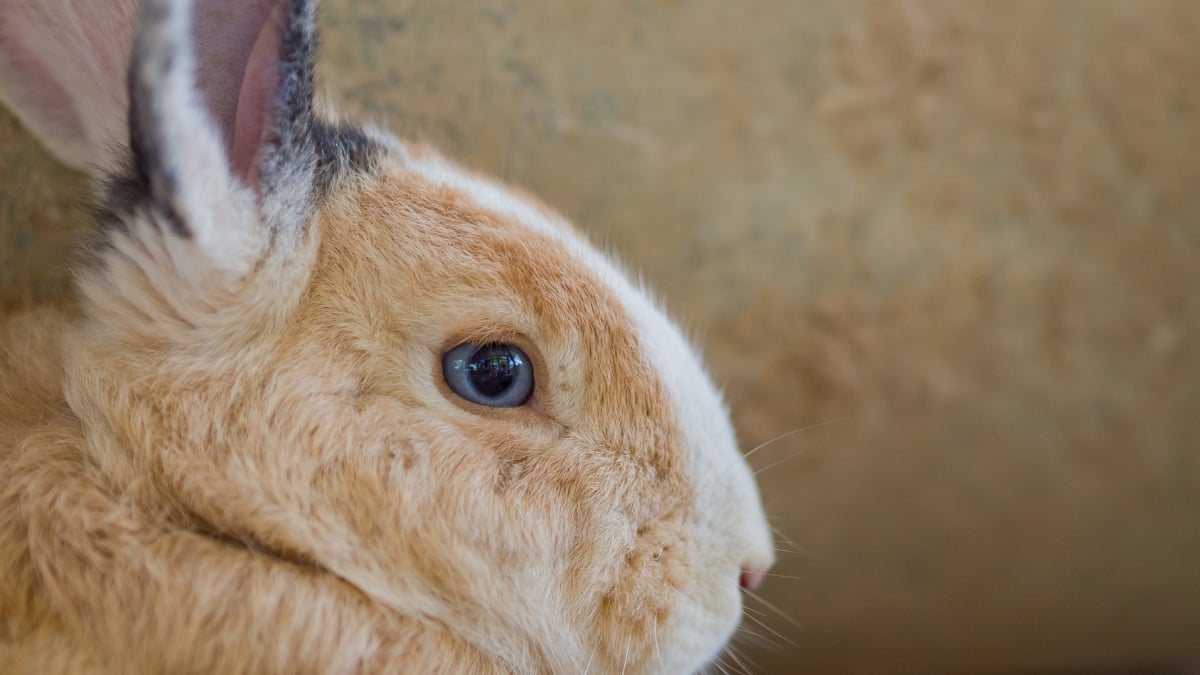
[[0, 155, 710, 672], [0, 1, 771, 672]]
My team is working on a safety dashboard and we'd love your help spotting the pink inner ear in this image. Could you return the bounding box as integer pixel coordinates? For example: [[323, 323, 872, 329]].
[[231, 4, 284, 189], [192, 0, 286, 189], [0, 1, 137, 169], [0, 34, 88, 148]]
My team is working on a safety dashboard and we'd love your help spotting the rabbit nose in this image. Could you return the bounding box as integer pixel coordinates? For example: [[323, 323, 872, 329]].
[[739, 567, 767, 591]]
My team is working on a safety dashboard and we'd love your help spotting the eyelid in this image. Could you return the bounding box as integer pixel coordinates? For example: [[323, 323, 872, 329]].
[[448, 323, 528, 348]]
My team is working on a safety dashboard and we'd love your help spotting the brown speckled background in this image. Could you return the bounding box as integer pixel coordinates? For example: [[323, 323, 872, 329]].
[[3, 1, 1200, 672]]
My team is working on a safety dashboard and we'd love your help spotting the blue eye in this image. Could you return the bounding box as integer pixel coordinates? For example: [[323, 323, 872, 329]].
[[442, 342, 535, 408]]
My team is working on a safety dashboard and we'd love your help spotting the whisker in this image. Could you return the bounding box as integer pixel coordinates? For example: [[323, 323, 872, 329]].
[[752, 450, 816, 477], [743, 588, 804, 630], [621, 636, 631, 675], [734, 642, 761, 669], [769, 525, 814, 558], [735, 626, 773, 642], [773, 546, 812, 558], [735, 624, 782, 650], [653, 615, 663, 669], [760, 572, 802, 581], [718, 650, 744, 675], [735, 627, 785, 654], [726, 643, 757, 674], [742, 607, 798, 647], [742, 418, 845, 465]]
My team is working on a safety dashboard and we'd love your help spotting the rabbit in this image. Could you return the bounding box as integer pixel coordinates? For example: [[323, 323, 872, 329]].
[[0, 0, 774, 672]]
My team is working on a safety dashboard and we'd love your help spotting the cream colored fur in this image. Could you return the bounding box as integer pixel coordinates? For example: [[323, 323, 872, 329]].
[[0, 1, 773, 673]]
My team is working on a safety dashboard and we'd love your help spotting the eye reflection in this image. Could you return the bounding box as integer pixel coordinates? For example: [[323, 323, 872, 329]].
[[442, 342, 534, 408]]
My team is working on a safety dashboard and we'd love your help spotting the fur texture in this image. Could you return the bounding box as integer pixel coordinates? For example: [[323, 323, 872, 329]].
[[0, 0, 772, 673]]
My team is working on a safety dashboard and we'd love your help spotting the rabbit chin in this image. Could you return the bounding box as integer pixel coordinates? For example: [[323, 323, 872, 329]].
[[662, 589, 744, 674]]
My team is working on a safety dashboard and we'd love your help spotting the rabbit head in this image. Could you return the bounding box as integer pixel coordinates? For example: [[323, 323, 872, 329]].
[[0, 0, 773, 672]]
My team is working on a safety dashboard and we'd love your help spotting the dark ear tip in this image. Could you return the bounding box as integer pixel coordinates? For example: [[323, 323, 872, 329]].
[[283, 0, 320, 52], [126, 0, 189, 228], [129, 0, 191, 98], [133, 0, 188, 44], [284, 0, 319, 34], [270, 0, 320, 130]]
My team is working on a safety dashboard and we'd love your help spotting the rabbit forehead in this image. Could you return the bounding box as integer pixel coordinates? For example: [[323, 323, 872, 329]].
[[395, 146, 738, 457]]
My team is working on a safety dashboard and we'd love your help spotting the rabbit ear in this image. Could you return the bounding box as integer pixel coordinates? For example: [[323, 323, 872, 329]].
[[129, 0, 320, 248], [0, 0, 138, 169], [1, 0, 324, 272]]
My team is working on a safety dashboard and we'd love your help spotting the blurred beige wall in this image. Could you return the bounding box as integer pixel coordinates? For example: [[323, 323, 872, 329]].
[[3, 1, 1199, 672]]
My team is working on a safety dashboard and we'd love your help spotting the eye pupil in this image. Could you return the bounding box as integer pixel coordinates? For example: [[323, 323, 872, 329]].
[[467, 347, 523, 397], [442, 342, 535, 408]]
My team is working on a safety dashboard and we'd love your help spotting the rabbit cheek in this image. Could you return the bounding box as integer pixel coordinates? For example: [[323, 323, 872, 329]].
[[587, 512, 691, 672]]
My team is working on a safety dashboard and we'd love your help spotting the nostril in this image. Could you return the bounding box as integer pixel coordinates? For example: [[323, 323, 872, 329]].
[[739, 569, 766, 591]]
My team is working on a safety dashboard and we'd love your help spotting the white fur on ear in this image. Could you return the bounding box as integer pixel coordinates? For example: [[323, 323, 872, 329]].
[[1, 0, 320, 281], [127, 0, 267, 276], [125, 0, 324, 273], [0, 0, 139, 170], [60, 0, 331, 336]]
